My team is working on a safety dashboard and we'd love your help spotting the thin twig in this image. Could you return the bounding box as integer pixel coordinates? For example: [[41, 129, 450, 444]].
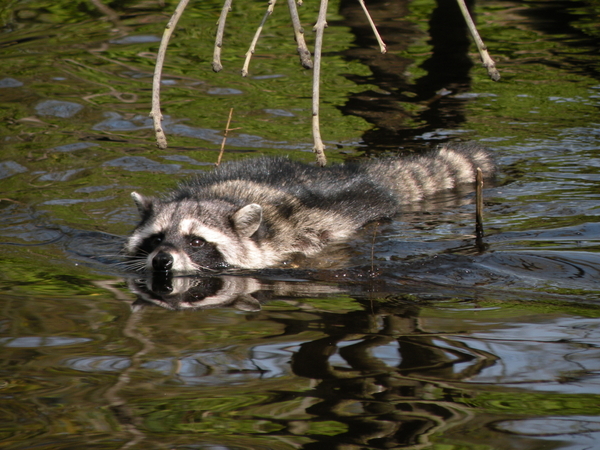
[[216, 108, 235, 166], [61, 60, 138, 104], [311, 0, 328, 167], [475, 167, 484, 240], [370, 222, 379, 275], [455, 0, 500, 81], [242, 0, 277, 77], [286, 0, 313, 69], [151, 0, 190, 149], [213, 0, 234, 72], [356, 0, 386, 54]]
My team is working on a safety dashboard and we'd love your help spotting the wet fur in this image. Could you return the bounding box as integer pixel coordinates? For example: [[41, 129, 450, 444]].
[[125, 143, 495, 272]]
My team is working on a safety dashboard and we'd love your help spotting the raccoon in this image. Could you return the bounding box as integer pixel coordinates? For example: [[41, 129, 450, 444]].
[[124, 143, 495, 272]]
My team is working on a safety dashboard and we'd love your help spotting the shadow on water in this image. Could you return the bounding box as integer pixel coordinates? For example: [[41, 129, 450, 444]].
[[338, 0, 476, 151]]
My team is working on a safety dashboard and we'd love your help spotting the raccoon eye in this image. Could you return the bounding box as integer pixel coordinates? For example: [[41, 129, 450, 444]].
[[151, 235, 163, 247], [190, 237, 206, 248]]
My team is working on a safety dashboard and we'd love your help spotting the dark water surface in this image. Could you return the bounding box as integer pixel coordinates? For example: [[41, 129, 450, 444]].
[[2, 0, 600, 448]]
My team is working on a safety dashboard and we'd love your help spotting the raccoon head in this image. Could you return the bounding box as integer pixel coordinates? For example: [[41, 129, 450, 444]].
[[125, 192, 268, 272]]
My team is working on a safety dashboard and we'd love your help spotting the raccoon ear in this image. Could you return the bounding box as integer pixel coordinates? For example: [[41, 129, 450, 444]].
[[131, 191, 153, 217], [233, 203, 262, 238]]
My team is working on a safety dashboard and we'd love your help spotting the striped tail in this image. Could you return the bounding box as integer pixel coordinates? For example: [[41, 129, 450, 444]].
[[367, 143, 496, 204]]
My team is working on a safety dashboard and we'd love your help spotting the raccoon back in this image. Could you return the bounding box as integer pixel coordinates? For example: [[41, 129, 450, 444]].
[[174, 142, 495, 218], [173, 155, 401, 226]]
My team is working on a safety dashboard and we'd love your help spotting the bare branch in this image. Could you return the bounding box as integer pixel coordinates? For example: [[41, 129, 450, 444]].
[[311, 0, 328, 166], [151, 0, 190, 149], [456, 0, 500, 81], [216, 108, 235, 166], [213, 0, 234, 72], [242, 0, 277, 77], [356, 0, 386, 54], [286, 0, 313, 69], [475, 167, 484, 239]]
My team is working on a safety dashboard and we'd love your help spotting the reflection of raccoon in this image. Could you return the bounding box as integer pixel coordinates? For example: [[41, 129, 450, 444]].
[[128, 273, 345, 311], [125, 143, 495, 272], [129, 275, 265, 311]]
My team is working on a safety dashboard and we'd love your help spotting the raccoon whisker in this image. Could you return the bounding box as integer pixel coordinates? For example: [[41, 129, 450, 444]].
[[120, 263, 146, 271], [117, 258, 149, 272], [189, 264, 220, 273], [114, 259, 144, 268], [100, 252, 133, 259], [108, 260, 131, 267], [126, 265, 148, 273]]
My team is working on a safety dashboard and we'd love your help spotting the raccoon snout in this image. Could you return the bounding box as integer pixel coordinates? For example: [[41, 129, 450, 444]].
[[152, 251, 174, 271]]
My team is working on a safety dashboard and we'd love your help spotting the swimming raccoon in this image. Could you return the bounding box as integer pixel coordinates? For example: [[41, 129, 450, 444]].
[[124, 143, 495, 272]]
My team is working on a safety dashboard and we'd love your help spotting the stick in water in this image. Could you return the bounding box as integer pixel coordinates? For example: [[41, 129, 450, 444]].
[[475, 167, 484, 240]]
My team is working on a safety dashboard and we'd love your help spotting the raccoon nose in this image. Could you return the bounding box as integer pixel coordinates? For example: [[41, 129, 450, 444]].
[[152, 252, 173, 271]]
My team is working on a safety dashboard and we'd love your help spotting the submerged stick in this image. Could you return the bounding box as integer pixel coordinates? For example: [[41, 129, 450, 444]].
[[287, 0, 313, 68], [151, 0, 191, 149], [475, 167, 484, 240], [311, 0, 328, 167], [356, 0, 386, 54], [213, 0, 234, 72], [216, 108, 235, 166], [455, 0, 500, 81], [370, 222, 379, 275], [242, 0, 277, 77]]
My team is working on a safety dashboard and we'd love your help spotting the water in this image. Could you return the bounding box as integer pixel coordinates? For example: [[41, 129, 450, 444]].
[[1, 0, 600, 448]]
